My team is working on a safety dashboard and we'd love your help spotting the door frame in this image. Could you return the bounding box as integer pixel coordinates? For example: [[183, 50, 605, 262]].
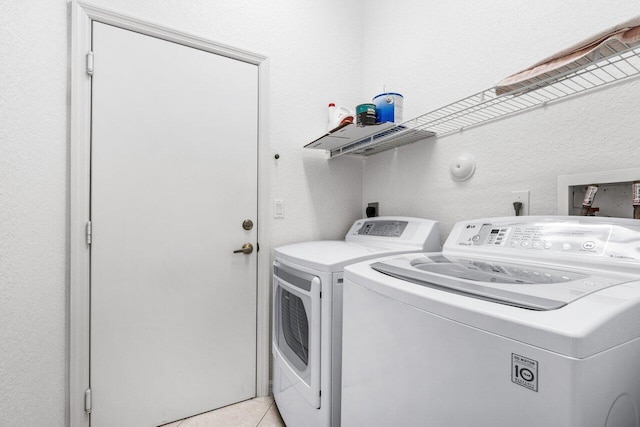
[[69, 2, 271, 425]]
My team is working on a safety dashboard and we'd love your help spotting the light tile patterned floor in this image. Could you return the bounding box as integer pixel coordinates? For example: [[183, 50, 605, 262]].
[[160, 396, 285, 427]]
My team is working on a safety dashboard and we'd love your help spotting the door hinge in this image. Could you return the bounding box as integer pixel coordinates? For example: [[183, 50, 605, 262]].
[[257, 242, 260, 252], [86, 51, 94, 76], [84, 388, 92, 414], [86, 221, 92, 245]]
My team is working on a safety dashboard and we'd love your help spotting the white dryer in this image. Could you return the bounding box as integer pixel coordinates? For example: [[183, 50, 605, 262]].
[[272, 217, 440, 427], [342, 216, 640, 427]]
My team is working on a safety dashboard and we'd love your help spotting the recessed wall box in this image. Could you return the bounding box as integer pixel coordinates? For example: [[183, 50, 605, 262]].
[[558, 168, 640, 217]]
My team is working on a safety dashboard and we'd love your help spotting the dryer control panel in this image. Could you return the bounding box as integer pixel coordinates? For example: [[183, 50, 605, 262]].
[[346, 216, 441, 252], [356, 220, 408, 237]]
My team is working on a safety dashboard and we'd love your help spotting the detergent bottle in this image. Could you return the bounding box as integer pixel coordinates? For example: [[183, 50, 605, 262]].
[[327, 103, 354, 131]]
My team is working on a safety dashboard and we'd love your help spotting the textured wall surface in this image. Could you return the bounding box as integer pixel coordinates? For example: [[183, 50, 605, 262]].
[[361, 0, 640, 241], [0, 1, 364, 425], [3, 0, 640, 425], [0, 1, 70, 425]]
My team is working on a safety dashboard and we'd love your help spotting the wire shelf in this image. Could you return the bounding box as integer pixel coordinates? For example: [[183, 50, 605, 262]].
[[305, 43, 640, 158]]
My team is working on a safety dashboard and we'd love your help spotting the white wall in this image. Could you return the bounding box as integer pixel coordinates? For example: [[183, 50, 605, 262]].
[[0, 1, 364, 425], [3, 1, 640, 424], [361, 0, 640, 241], [0, 1, 70, 425]]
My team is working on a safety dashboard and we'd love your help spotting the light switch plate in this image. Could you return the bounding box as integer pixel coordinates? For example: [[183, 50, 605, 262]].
[[273, 199, 285, 219]]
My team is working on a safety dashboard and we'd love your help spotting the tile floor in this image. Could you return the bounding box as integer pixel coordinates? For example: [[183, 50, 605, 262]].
[[161, 396, 285, 427]]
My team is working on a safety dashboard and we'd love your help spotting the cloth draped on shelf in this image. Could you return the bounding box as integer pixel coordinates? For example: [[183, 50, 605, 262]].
[[495, 15, 640, 95]]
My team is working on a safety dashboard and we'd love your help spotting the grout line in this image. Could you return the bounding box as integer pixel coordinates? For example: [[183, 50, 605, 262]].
[[255, 401, 275, 427], [162, 396, 276, 427]]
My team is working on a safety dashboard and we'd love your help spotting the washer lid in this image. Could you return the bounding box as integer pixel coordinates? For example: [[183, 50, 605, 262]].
[[371, 254, 628, 311], [275, 241, 414, 272], [345, 253, 640, 357]]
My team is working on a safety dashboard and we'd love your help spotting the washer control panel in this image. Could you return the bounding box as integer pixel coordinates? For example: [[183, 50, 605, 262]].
[[455, 221, 612, 256]]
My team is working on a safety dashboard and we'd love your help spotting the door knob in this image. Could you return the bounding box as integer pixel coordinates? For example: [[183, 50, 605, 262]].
[[233, 243, 254, 255]]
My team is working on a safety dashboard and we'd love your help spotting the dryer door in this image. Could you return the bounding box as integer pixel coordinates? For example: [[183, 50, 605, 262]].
[[273, 261, 321, 408]]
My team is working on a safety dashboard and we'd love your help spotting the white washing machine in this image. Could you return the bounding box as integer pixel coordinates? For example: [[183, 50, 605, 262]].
[[272, 217, 440, 427], [342, 216, 640, 427]]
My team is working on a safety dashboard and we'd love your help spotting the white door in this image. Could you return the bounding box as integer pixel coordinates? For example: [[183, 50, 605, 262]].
[[90, 22, 258, 426]]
